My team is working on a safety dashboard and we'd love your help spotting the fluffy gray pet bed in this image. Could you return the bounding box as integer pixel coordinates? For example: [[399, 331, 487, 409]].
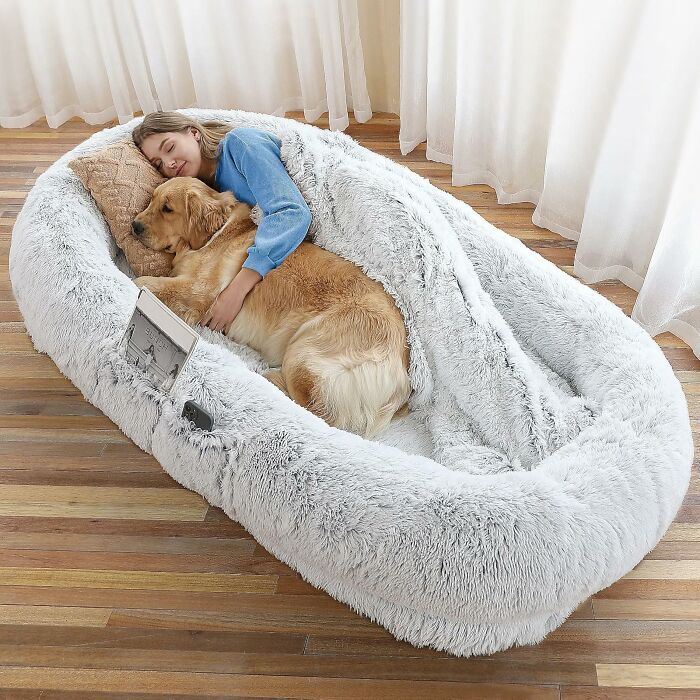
[[9, 109, 694, 657]]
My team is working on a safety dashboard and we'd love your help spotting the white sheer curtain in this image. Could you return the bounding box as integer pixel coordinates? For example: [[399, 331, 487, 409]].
[[0, 0, 372, 131], [400, 0, 700, 359], [2, 0, 698, 358]]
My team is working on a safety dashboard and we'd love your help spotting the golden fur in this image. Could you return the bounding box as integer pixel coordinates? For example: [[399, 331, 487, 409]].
[[132, 177, 411, 438]]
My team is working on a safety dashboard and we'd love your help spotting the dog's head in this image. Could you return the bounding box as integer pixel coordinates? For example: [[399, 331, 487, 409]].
[[131, 177, 247, 254]]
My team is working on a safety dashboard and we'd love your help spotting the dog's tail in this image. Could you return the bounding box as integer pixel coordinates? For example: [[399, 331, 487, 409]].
[[315, 355, 411, 440]]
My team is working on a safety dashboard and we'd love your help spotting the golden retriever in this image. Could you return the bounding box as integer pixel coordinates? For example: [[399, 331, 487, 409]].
[[131, 177, 411, 438]]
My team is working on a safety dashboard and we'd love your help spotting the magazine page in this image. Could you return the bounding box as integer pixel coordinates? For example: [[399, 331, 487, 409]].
[[120, 288, 200, 393]]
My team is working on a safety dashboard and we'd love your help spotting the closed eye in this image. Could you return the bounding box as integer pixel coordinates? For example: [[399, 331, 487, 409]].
[[154, 144, 174, 170]]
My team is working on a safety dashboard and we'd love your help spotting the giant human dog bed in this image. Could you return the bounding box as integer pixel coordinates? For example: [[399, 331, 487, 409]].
[[9, 109, 694, 657]]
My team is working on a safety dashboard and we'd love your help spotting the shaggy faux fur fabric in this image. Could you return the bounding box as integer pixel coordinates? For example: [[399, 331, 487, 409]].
[[9, 109, 694, 657]]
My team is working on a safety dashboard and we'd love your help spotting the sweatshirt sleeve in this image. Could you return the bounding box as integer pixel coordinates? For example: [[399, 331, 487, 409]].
[[224, 129, 312, 277]]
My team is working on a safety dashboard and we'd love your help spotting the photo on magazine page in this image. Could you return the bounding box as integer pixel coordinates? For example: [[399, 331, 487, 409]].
[[120, 288, 199, 393]]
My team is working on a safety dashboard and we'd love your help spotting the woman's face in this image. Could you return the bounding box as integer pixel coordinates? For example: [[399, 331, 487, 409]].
[[140, 128, 202, 178]]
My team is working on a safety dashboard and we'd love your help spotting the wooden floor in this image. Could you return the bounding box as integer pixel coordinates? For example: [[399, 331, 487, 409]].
[[1, 111, 698, 699]]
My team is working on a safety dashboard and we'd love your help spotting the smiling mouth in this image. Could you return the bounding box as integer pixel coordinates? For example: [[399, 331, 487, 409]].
[[176, 163, 185, 176]]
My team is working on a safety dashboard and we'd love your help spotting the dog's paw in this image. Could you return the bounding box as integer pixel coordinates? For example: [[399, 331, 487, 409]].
[[133, 276, 156, 291], [134, 276, 165, 296]]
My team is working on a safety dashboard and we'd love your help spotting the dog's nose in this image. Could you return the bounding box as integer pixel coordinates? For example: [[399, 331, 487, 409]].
[[132, 220, 145, 236]]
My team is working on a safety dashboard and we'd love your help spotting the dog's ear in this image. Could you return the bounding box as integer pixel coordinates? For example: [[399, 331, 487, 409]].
[[185, 188, 229, 249]]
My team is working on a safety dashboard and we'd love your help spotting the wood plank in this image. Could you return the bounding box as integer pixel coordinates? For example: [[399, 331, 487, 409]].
[[0, 605, 111, 627], [0, 644, 596, 685], [592, 599, 700, 620], [0, 666, 560, 698], [0, 484, 208, 520], [597, 664, 700, 689], [623, 561, 700, 579], [0, 568, 277, 594], [564, 688, 700, 699]]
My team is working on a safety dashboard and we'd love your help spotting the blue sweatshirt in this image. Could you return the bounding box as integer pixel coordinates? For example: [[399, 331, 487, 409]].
[[214, 127, 312, 277]]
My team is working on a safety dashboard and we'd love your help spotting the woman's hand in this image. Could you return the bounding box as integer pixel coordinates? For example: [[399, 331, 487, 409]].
[[201, 267, 262, 334], [201, 290, 244, 334]]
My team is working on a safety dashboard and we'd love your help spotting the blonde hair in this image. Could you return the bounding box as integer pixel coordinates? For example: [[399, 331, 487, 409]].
[[131, 111, 233, 162]]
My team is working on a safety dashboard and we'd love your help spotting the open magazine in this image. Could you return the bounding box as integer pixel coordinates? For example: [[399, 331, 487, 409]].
[[120, 287, 199, 393]]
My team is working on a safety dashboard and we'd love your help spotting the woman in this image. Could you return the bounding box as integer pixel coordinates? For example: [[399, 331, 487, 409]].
[[132, 111, 312, 334]]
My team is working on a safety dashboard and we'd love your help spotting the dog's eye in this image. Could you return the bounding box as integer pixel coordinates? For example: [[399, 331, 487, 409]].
[[162, 204, 172, 213]]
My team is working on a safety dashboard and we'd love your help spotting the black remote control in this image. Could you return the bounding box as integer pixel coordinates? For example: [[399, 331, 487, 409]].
[[182, 400, 214, 431]]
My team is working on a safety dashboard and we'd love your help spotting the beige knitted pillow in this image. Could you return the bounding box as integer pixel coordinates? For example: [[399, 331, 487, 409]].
[[68, 139, 174, 277]]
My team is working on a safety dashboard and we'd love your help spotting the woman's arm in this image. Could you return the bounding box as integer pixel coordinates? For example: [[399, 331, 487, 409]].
[[218, 129, 312, 276], [202, 129, 312, 333], [226, 266, 263, 296]]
